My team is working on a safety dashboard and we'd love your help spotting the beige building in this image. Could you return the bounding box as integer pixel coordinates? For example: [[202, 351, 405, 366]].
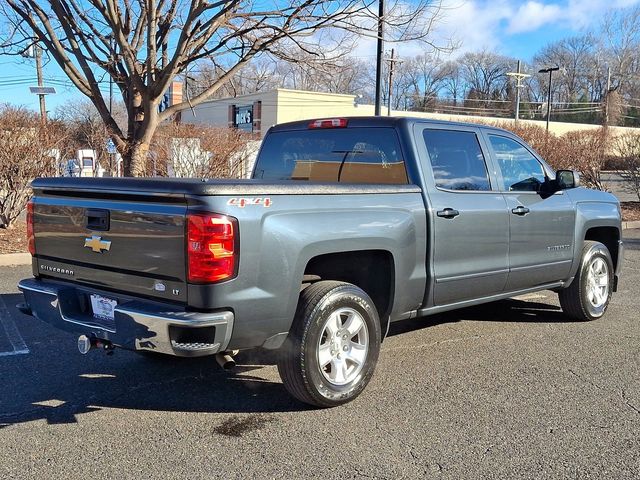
[[178, 87, 638, 138], [179, 89, 370, 136]]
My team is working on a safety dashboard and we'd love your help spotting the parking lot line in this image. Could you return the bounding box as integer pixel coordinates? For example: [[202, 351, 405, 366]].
[[0, 296, 29, 357]]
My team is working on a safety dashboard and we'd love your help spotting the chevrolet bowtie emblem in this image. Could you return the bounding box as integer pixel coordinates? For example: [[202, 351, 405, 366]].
[[84, 235, 111, 253]]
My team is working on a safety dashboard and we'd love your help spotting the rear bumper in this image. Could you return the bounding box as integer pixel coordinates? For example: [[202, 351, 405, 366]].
[[18, 278, 234, 357]]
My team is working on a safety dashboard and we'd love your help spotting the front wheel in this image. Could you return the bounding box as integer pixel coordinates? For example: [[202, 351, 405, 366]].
[[277, 281, 381, 407], [559, 241, 614, 321]]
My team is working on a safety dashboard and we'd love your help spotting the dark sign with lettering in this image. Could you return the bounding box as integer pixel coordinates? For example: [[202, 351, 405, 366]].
[[234, 105, 253, 132]]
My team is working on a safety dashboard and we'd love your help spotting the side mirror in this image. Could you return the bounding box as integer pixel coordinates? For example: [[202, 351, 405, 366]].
[[556, 170, 580, 189]]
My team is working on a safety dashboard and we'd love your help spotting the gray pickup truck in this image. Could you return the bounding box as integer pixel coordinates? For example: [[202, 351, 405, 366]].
[[19, 117, 623, 407]]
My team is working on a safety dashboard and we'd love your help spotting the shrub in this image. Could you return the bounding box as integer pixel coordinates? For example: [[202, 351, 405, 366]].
[[484, 121, 609, 190], [149, 123, 259, 178], [556, 129, 608, 190], [612, 132, 640, 201], [0, 106, 62, 228]]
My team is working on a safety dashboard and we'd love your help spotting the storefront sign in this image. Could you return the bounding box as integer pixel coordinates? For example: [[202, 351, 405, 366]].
[[234, 105, 253, 132]]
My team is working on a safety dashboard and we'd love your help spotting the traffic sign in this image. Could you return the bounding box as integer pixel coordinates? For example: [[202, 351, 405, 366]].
[[106, 138, 117, 154]]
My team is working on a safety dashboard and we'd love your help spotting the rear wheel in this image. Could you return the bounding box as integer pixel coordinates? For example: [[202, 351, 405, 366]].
[[559, 241, 614, 321], [277, 281, 381, 407]]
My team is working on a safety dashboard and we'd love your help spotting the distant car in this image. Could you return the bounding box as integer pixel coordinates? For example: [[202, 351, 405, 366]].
[[19, 117, 623, 407]]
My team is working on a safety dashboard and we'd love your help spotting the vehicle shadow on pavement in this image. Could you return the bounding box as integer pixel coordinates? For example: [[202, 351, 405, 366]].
[[0, 295, 310, 428], [0, 294, 568, 427], [388, 298, 566, 337]]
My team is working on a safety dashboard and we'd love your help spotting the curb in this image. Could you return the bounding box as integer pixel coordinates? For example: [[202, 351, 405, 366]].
[[0, 253, 31, 267], [622, 220, 640, 230]]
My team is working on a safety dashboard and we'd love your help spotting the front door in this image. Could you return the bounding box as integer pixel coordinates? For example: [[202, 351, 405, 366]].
[[418, 126, 510, 306], [484, 133, 575, 290]]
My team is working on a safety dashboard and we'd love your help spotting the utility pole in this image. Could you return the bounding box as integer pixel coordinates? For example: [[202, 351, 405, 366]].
[[506, 60, 530, 124], [538, 66, 560, 132], [374, 0, 384, 116], [35, 45, 46, 124], [604, 66, 613, 127], [386, 49, 403, 116]]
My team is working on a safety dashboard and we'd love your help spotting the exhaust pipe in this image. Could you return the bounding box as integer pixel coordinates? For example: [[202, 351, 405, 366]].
[[215, 352, 237, 370], [77, 335, 114, 355], [78, 335, 93, 354]]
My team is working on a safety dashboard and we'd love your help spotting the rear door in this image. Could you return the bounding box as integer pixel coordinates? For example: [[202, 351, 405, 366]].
[[415, 125, 509, 306], [483, 133, 575, 290]]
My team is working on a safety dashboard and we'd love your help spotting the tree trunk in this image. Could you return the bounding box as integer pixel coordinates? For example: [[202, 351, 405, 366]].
[[124, 141, 151, 177]]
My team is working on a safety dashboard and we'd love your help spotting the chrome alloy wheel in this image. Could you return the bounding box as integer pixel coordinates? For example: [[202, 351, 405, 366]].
[[586, 257, 609, 308], [317, 307, 369, 386]]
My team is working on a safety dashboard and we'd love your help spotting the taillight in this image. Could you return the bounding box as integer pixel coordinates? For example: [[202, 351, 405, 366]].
[[26, 201, 35, 255], [308, 118, 348, 129], [187, 213, 238, 283]]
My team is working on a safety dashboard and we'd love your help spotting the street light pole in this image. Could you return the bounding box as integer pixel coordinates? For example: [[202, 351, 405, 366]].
[[539, 66, 559, 132], [374, 0, 384, 116]]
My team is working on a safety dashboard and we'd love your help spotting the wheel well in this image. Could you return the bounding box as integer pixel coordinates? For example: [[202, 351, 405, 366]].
[[585, 227, 620, 267], [303, 250, 395, 336]]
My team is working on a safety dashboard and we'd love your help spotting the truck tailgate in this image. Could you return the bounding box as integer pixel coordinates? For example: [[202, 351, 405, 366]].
[[32, 192, 187, 303]]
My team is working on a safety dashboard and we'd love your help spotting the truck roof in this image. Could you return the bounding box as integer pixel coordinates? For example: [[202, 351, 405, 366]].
[[269, 116, 512, 135]]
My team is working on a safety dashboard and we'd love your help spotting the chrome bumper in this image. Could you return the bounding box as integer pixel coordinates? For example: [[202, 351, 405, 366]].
[[18, 278, 234, 357]]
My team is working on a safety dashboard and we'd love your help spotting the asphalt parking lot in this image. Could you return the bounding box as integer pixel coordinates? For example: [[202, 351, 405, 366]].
[[0, 231, 638, 479]]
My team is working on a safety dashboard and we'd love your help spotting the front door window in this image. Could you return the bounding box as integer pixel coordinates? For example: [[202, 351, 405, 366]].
[[488, 135, 546, 192]]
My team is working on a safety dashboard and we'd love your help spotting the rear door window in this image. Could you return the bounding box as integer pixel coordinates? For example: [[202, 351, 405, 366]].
[[253, 127, 408, 184], [422, 129, 491, 191]]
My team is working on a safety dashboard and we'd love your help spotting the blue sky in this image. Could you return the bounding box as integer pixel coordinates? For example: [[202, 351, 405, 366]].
[[428, 0, 640, 58], [1, 0, 639, 112]]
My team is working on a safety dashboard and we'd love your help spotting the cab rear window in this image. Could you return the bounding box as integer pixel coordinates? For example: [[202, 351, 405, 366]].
[[253, 128, 408, 184]]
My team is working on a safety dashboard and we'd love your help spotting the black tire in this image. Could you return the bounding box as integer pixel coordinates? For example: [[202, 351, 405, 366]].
[[559, 241, 614, 321], [277, 281, 381, 408]]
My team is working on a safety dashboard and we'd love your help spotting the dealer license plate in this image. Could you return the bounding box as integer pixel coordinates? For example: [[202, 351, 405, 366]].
[[90, 294, 117, 323]]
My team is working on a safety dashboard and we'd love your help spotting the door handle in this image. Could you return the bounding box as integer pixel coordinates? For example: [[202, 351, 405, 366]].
[[437, 208, 460, 219], [511, 206, 530, 216]]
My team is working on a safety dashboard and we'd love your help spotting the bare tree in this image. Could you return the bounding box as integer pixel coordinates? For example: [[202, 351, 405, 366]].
[[2, 0, 445, 176], [386, 53, 446, 110], [439, 60, 461, 105], [189, 57, 282, 99], [533, 35, 595, 103], [600, 6, 640, 98], [55, 98, 127, 175], [0, 105, 62, 227], [411, 54, 446, 107], [458, 50, 513, 108]]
